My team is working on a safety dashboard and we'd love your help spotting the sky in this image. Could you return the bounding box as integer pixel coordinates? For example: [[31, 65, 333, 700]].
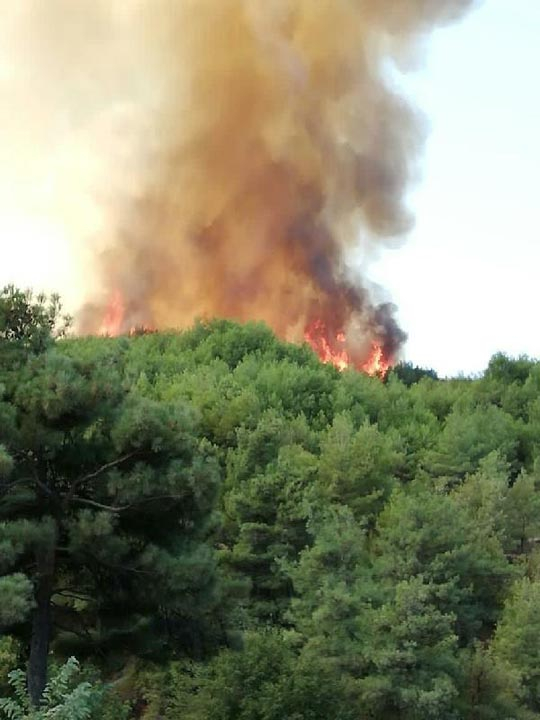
[[371, 0, 540, 376], [0, 0, 538, 377]]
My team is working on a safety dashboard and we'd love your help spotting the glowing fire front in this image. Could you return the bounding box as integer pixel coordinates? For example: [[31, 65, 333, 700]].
[[304, 319, 391, 377], [99, 293, 392, 377], [98, 289, 124, 337], [98, 290, 155, 338], [361, 343, 391, 378], [303, 320, 350, 372]]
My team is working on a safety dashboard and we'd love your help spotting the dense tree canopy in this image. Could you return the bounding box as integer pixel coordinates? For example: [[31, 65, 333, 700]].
[[2, 286, 540, 718]]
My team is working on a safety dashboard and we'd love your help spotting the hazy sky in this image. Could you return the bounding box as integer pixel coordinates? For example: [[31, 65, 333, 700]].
[[0, 0, 538, 377], [372, 0, 540, 376]]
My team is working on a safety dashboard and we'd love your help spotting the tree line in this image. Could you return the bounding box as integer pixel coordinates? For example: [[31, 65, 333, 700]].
[[2, 285, 540, 719]]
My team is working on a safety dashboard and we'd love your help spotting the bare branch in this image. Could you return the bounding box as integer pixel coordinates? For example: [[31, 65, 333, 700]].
[[72, 494, 185, 513], [30, 462, 54, 498], [73, 497, 130, 513], [53, 588, 94, 601], [67, 452, 139, 505]]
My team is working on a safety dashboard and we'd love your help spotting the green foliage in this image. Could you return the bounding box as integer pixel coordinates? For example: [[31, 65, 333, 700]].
[[0, 574, 35, 626], [0, 286, 70, 370], [424, 404, 518, 482], [161, 631, 350, 720], [485, 352, 535, 385], [505, 468, 540, 553], [375, 486, 515, 642], [0, 295, 222, 703], [315, 412, 403, 521], [459, 643, 529, 720], [389, 361, 438, 386], [222, 412, 317, 624], [0, 446, 13, 479], [0, 657, 101, 720], [359, 576, 461, 720], [0, 638, 21, 696], [452, 452, 511, 544], [3, 287, 540, 718], [287, 505, 373, 687], [490, 578, 540, 715]]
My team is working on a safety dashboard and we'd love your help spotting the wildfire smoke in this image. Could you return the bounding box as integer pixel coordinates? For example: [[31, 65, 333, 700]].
[[3, 1, 477, 370]]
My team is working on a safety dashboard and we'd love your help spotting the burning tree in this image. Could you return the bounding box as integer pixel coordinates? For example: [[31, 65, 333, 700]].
[[72, 0, 475, 371]]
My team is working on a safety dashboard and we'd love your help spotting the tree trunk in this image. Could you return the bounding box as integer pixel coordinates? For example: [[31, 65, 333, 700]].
[[27, 540, 56, 706]]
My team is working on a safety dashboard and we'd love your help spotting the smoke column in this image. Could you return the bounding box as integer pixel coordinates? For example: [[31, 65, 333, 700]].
[[1, 1, 477, 367]]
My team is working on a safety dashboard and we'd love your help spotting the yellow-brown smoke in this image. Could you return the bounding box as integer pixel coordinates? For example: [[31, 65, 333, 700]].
[[4, 1, 477, 363]]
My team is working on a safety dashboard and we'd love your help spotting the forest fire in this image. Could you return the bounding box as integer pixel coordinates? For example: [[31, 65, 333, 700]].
[[100, 291, 392, 377], [98, 291, 156, 338], [304, 320, 351, 372], [361, 343, 391, 378], [304, 319, 391, 376], [98, 289, 124, 337], [72, 0, 475, 372]]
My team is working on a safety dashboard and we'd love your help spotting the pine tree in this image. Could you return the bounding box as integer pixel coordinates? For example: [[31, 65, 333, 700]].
[[0, 288, 220, 704]]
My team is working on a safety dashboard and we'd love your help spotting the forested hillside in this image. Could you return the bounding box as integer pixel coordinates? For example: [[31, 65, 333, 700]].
[[2, 287, 540, 719]]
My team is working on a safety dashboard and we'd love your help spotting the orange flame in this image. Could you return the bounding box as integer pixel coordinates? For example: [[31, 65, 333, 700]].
[[100, 292, 390, 377], [304, 320, 350, 372], [304, 320, 391, 377], [98, 290, 157, 337], [98, 289, 124, 337], [361, 342, 391, 377]]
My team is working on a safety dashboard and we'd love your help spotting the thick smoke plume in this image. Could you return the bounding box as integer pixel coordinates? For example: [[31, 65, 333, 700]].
[[3, 1, 476, 366]]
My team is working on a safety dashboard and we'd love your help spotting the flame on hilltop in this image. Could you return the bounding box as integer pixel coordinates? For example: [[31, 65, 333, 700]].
[[98, 289, 124, 337], [362, 343, 391, 377], [304, 319, 391, 376], [304, 320, 351, 372], [101, 288, 397, 376], [99, 290, 156, 338], [71, 1, 476, 367]]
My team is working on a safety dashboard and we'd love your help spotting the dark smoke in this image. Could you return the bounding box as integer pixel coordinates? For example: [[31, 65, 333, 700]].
[[76, 0, 477, 365]]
